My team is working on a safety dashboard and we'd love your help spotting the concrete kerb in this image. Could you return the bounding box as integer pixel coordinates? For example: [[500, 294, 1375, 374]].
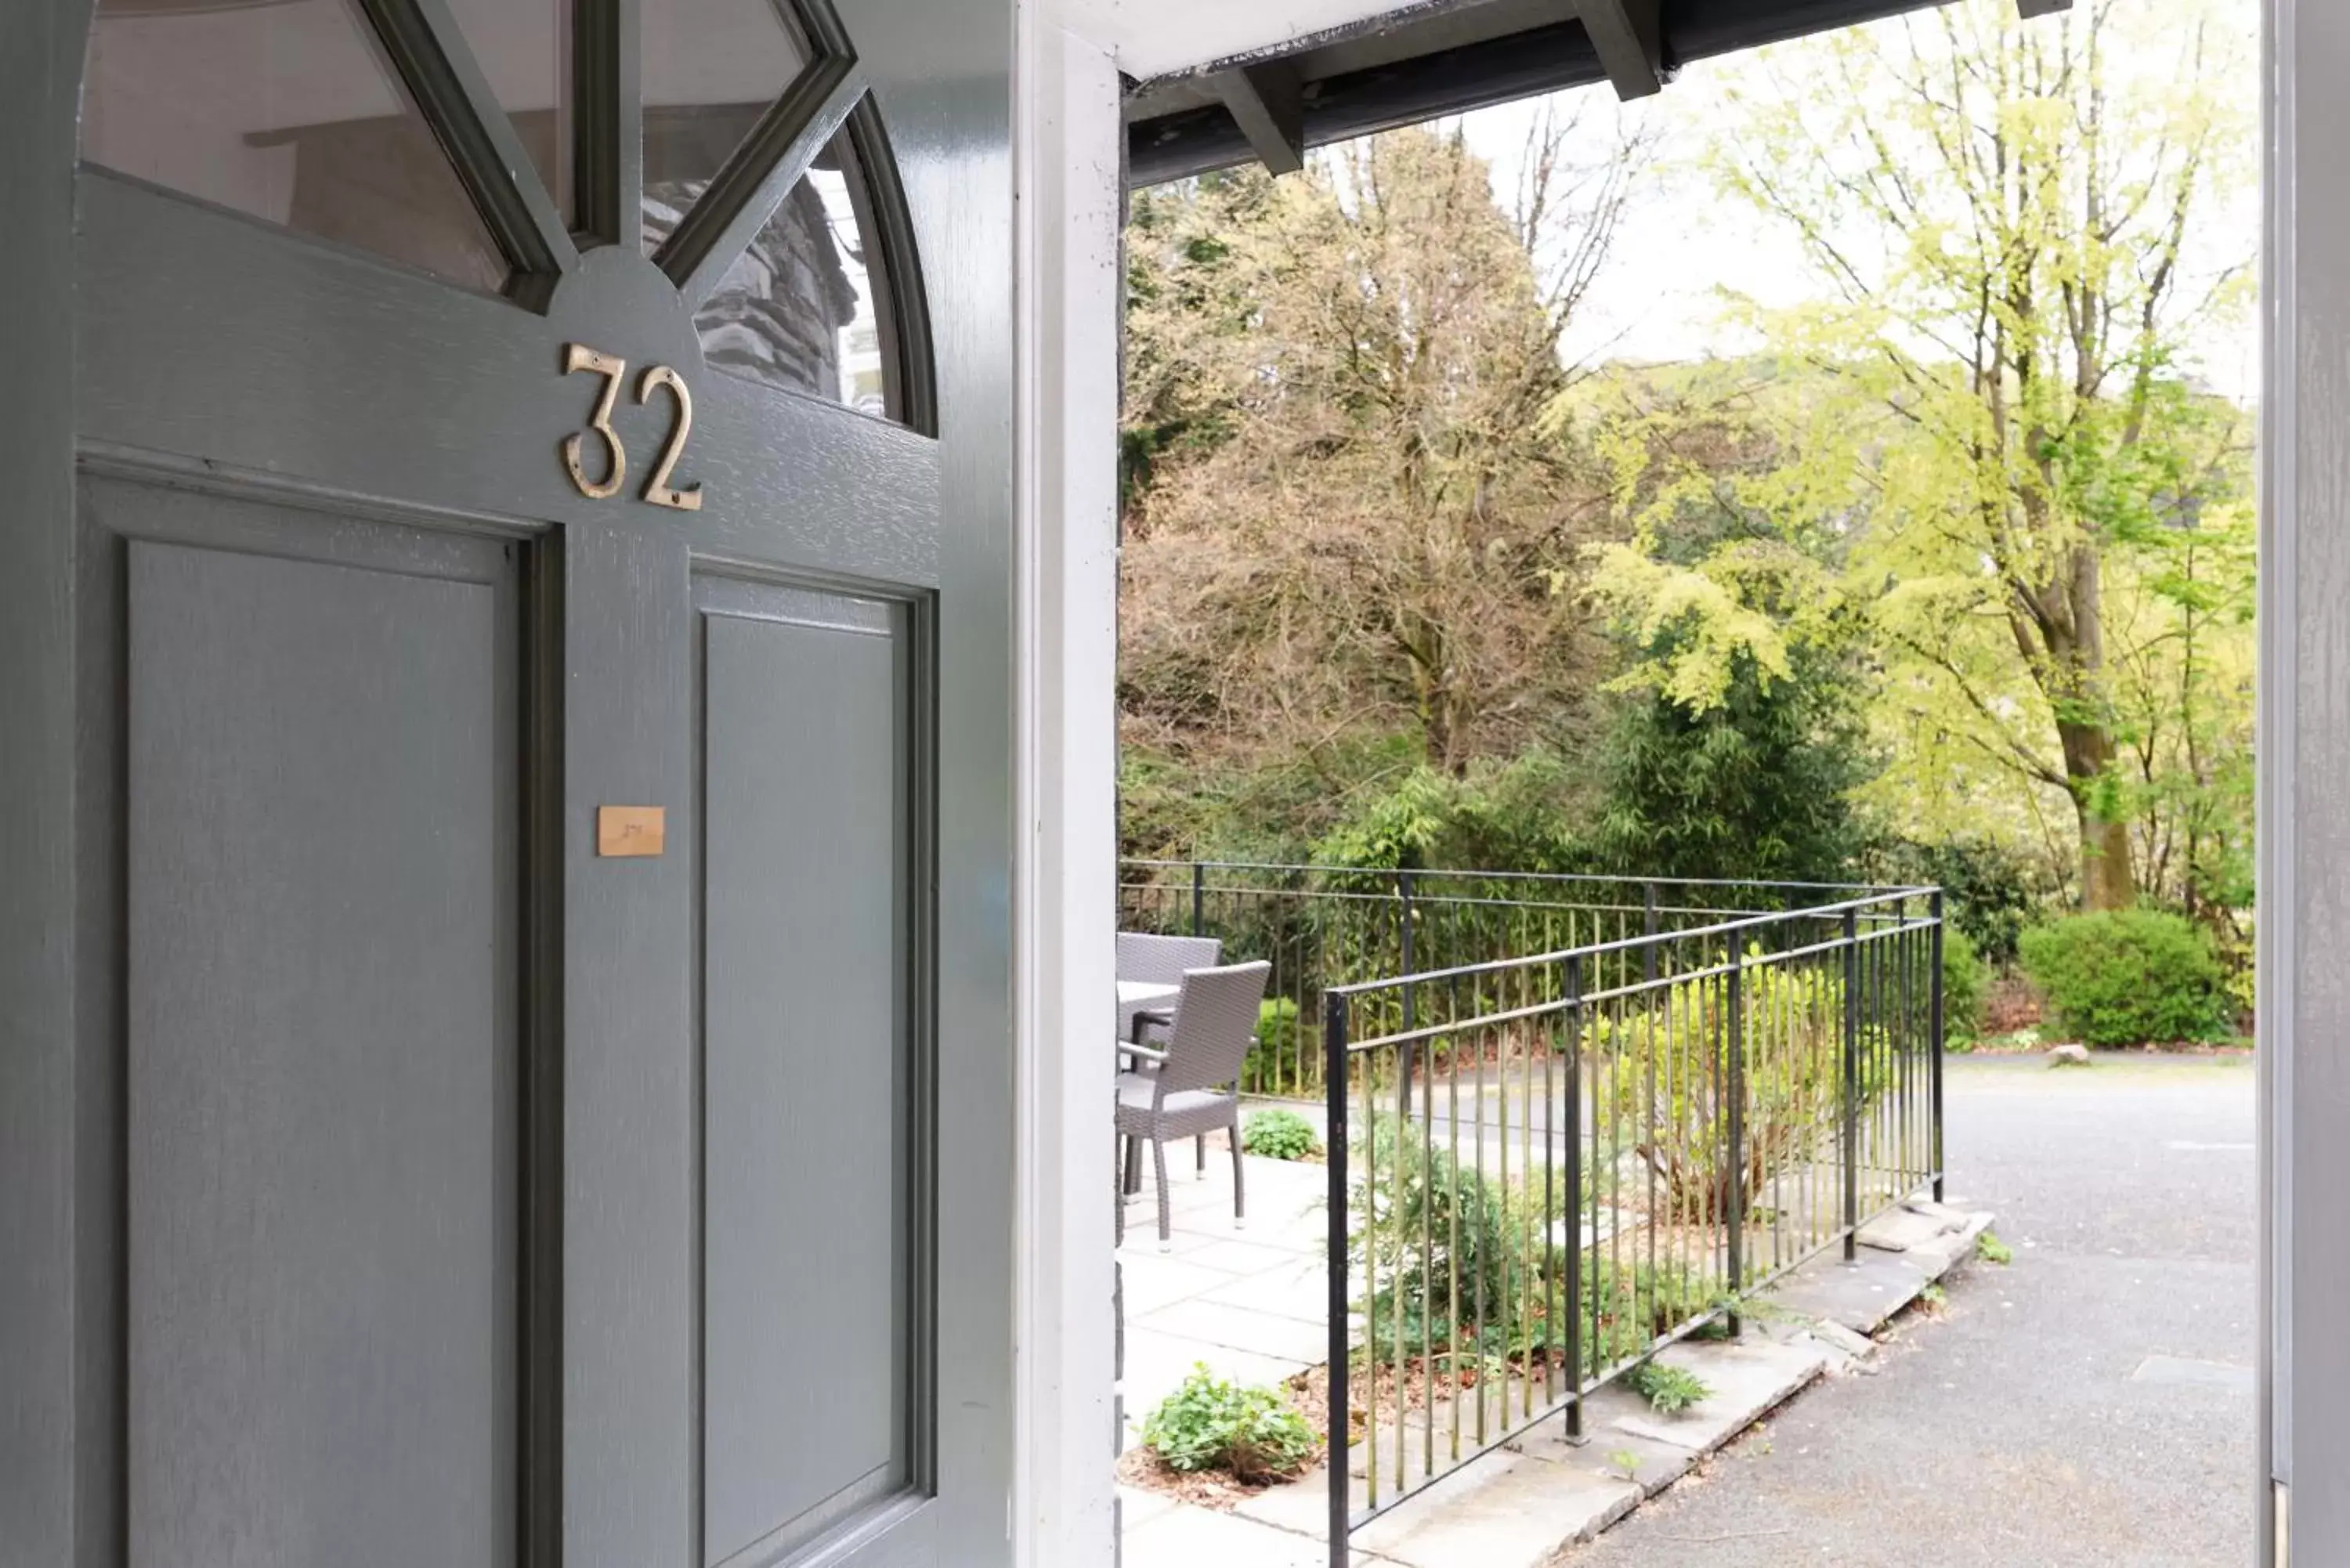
[[1160, 1194, 1999, 1568]]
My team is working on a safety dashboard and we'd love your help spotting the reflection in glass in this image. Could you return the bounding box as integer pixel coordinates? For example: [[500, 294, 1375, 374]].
[[445, 0, 569, 217], [81, 0, 506, 292], [678, 128, 897, 419], [641, 0, 807, 254]]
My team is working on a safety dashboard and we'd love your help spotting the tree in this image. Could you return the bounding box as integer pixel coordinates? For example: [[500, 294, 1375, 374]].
[[1119, 114, 1648, 819], [1701, 0, 2254, 909]]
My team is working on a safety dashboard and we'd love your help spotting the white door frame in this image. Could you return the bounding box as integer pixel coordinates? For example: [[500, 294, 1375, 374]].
[[1010, 2, 2324, 1562], [1010, 9, 1125, 1567]]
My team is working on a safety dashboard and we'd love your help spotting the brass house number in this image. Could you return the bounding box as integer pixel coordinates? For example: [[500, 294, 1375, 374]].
[[560, 342, 705, 511]]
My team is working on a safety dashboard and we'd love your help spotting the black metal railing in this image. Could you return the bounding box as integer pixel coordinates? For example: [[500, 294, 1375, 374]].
[[1118, 858, 1897, 1099], [1318, 889, 1945, 1563]]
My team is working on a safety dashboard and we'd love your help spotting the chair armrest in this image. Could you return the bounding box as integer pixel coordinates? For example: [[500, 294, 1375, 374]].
[[1119, 1042, 1170, 1065]]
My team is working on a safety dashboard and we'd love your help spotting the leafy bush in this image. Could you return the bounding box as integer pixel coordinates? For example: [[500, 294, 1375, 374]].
[[2018, 910, 2231, 1046], [1862, 836, 2052, 966], [1242, 998, 1301, 1093], [1941, 927, 1987, 1046], [1589, 954, 1889, 1221], [1623, 1359, 1712, 1414], [1242, 1108, 1321, 1160], [1141, 1365, 1318, 1481], [1347, 1115, 1720, 1381]]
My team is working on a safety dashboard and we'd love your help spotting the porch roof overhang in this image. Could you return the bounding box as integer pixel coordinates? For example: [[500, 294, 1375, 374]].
[[1108, 0, 2068, 187]]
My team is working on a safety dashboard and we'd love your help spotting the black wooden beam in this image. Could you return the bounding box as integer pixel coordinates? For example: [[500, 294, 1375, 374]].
[[1215, 60, 1307, 174], [1576, 0, 1662, 100]]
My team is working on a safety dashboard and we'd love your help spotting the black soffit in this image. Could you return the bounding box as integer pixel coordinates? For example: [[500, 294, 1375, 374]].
[[1125, 0, 1979, 187]]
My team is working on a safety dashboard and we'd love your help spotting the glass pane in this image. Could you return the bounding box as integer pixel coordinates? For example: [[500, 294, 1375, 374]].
[[642, 0, 807, 255], [446, 0, 569, 216], [81, 0, 506, 293], [696, 127, 898, 419]]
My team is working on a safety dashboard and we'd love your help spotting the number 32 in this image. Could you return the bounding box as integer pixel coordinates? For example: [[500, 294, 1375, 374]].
[[560, 341, 704, 511]]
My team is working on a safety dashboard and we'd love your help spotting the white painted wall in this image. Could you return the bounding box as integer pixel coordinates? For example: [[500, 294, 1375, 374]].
[[1011, 9, 1123, 1567]]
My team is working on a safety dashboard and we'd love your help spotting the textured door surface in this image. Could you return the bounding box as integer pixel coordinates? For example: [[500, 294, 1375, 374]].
[[46, 0, 1014, 1564]]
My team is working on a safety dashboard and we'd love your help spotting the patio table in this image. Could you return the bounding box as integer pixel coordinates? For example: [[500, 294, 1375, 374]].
[[1116, 979, 1180, 1043]]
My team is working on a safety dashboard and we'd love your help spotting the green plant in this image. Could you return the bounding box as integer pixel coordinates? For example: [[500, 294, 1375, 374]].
[[1940, 927, 1987, 1046], [1607, 1447, 1644, 1476], [2018, 910, 2232, 1046], [1141, 1365, 1319, 1482], [1589, 953, 1891, 1221], [1624, 1359, 1712, 1414], [1242, 998, 1302, 1093], [1242, 1108, 1321, 1161], [1976, 1230, 2013, 1266]]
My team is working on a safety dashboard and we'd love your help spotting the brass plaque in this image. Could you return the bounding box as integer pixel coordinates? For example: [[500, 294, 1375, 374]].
[[598, 805, 667, 858]]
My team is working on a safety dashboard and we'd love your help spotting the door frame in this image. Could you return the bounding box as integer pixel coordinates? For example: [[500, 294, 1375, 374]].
[[1008, 4, 2308, 1566], [0, 3, 94, 1561], [1010, 10, 1121, 1566]]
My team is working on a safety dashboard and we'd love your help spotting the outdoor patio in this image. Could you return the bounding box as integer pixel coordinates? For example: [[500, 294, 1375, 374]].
[[1119, 1123, 1332, 1454]]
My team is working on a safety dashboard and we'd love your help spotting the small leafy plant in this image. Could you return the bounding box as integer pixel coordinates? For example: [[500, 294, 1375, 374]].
[[1607, 1447, 1644, 1476], [1976, 1230, 2014, 1266], [1624, 1359, 1712, 1414], [1242, 1108, 1322, 1161], [1141, 1365, 1319, 1482]]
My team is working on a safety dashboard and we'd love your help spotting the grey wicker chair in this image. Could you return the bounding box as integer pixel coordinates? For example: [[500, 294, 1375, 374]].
[[1115, 932, 1222, 1042], [1115, 960, 1270, 1249], [1115, 931, 1227, 1183]]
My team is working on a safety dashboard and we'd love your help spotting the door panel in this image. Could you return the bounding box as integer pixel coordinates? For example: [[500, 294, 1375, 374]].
[[699, 583, 920, 1567], [111, 507, 518, 1568]]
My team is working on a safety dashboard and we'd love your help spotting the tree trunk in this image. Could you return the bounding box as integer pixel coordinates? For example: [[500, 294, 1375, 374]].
[[2058, 717, 2137, 911]]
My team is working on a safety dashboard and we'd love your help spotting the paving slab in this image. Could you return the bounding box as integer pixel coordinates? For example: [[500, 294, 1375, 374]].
[[1856, 1205, 1962, 1252], [1123, 1501, 1351, 1568], [1121, 1254, 1244, 1314], [1186, 1237, 1314, 1274], [1350, 1447, 1641, 1567], [1199, 1263, 1331, 1323], [1137, 1299, 1332, 1364], [1119, 1484, 1180, 1533], [1609, 1338, 1830, 1452], [1766, 1246, 1935, 1335], [1509, 1390, 1700, 1499]]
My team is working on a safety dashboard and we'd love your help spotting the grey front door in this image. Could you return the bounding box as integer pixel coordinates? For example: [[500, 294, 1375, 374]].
[[55, 1, 1013, 1564]]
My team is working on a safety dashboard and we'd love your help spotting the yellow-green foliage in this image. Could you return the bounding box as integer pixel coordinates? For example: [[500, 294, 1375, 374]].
[[1589, 952, 1889, 1220]]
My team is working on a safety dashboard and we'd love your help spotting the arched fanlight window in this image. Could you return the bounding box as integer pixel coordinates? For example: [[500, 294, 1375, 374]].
[[78, 0, 931, 427]]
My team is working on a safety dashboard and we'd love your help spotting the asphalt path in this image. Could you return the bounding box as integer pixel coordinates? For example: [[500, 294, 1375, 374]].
[[1564, 1053, 2258, 1568]]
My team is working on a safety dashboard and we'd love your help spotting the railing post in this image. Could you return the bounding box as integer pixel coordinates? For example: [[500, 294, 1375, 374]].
[[1190, 860, 1206, 937], [1929, 889, 1947, 1203], [1725, 952, 1744, 1337], [1643, 881, 1658, 986], [1397, 870, 1418, 1111], [1842, 905, 1860, 1262], [1562, 952, 1585, 1443], [1324, 991, 1351, 1568]]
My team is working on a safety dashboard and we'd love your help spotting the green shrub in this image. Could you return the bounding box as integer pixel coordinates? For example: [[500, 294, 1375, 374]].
[[1589, 954, 1889, 1222], [2018, 910, 2231, 1046], [1347, 1114, 1721, 1381], [1242, 997, 1301, 1093], [1242, 1108, 1321, 1160], [1141, 1365, 1318, 1481], [1623, 1359, 1712, 1414], [1940, 927, 1987, 1046]]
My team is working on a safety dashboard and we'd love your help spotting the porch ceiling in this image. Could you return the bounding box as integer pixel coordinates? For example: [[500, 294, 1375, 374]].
[[1099, 0, 2061, 187]]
